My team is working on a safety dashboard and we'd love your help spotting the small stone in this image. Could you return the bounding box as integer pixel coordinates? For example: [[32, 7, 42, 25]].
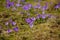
[[5, 22, 9, 26], [21, 0, 25, 2], [12, 7, 16, 11]]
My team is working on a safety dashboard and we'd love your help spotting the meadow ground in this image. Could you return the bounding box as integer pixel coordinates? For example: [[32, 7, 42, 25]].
[[0, 0, 60, 40]]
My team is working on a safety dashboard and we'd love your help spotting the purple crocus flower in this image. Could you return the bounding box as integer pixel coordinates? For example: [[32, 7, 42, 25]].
[[25, 17, 35, 24], [42, 5, 48, 11], [6, 3, 11, 8], [25, 18, 32, 24], [36, 14, 41, 19], [6, 0, 10, 7], [25, 17, 35, 28], [6, 1, 14, 8], [41, 14, 52, 19], [42, 2, 48, 11], [55, 5, 59, 8], [28, 4, 32, 8], [12, 22, 16, 26], [13, 27, 18, 32], [7, 29, 12, 33], [55, 3, 60, 8], [41, 14, 46, 19], [23, 4, 32, 10]]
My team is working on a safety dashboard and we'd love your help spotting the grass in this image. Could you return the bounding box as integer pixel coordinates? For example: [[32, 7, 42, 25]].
[[0, 0, 60, 40]]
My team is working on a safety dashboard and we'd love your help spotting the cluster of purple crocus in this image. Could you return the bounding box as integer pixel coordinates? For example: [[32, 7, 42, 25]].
[[36, 14, 51, 19], [6, 0, 14, 8], [5, 19, 19, 33], [25, 13, 51, 28], [7, 26, 19, 33], [5, 20, 16, 26], [25, 17, 36, 28], [5, 0, 59, 30]]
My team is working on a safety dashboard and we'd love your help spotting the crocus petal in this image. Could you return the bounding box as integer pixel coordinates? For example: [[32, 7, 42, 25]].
[[23, 5, 29, 10], [12, 22, 16, 26]]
